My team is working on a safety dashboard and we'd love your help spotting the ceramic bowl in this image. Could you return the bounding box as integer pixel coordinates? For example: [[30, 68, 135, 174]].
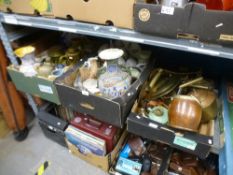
[[98, 72, 131, 99]]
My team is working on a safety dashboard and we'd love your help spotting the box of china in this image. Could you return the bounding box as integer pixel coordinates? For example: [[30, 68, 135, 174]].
[[7, 32, 61, 104], [55, 51, 155, 128]]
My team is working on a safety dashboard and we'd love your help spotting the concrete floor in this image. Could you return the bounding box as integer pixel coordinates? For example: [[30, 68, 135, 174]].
[[0, 118, 108, 175]]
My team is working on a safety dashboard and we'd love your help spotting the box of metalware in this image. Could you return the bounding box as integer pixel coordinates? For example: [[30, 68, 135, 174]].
[[126, 66, 221, 159], [50, 0, 134, 29], [55, 55, 154, 128], [0, 0, 53, 16], [134, 2, 200, 40], [37, 104, 68, 147], [163, 149, 219, 175], [65, 128, 128, 172]]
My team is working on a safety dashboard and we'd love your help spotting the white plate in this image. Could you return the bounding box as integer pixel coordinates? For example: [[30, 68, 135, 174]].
[[98, 48, 124, 60]]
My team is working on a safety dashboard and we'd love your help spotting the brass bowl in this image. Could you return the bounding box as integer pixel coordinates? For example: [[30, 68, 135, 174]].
[[189, 89, 218, 123], [168, 95, 202, 132]]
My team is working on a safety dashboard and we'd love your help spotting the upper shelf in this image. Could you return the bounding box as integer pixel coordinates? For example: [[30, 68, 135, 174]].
[[1, 12, 233, 60], [3, 25, 41, 42]]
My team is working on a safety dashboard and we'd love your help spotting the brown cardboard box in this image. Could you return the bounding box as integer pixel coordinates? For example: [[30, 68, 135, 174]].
[[0, 0, 52, 16], [66, 130, 127, 172], [50, 0, 134, 29]]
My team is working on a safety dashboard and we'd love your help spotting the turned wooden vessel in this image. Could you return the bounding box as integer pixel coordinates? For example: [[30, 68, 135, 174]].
[[168, 95, 202, 132]]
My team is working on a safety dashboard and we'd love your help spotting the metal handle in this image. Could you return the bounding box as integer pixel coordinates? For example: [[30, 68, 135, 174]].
[[80, 102, 95, 110], [179, 77, 203, 89]]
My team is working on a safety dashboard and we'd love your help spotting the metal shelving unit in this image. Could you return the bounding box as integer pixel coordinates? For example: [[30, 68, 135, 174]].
[[0, 12, 232, 175], [0, 19, 38, 115], [1, 12, 233, 60]]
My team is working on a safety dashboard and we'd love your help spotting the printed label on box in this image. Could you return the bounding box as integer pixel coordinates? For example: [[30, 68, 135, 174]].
[[173, 136, 197, 150], [38, 84, 53, 94], [138, 8, 150, 22], [161, 6, 174, 15], [220, 34, 233, 41]]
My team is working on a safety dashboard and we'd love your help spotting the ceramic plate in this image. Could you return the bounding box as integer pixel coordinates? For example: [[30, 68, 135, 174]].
[[98, 48, 124, 60]]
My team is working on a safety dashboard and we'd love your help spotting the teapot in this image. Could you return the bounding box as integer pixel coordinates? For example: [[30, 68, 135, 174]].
[[48, 46, 64, 64], [59, 47, 81, 66]]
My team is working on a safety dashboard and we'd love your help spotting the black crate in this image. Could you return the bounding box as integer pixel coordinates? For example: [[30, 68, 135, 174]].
[[127, 112, 215, 159], [37, 104, 68, 147]]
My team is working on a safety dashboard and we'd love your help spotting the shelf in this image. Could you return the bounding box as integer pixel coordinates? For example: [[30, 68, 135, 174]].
[[1, 12, 233, 60]]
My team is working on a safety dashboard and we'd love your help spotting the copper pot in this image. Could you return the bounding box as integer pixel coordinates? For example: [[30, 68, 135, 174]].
[[189, 89, 217, 123], [168, 95, 202, 132]]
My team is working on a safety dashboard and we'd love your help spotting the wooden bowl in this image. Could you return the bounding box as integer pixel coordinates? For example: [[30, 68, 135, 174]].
[[168, 95, 202, 132]]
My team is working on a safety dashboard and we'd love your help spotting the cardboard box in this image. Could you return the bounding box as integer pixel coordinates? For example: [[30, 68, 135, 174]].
[[193, 3, 233, 45], [7, 32, 62, 104], [37, 104, 68, 147], [109, 136, 173, 175], [66, 130, 128, 172], [163, 149, 219, 175], [127, 100, 216, 159], [50, 0, 134, 29], [134, 2, 233, 45], [0, 0, 52, 16], [134, 2, 198, 39], [7, 65, 61, 104], [55, 58, 154, 128]]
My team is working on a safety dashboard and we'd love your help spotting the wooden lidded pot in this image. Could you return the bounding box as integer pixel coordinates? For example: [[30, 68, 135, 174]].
[[168, 95, 202, 132]]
